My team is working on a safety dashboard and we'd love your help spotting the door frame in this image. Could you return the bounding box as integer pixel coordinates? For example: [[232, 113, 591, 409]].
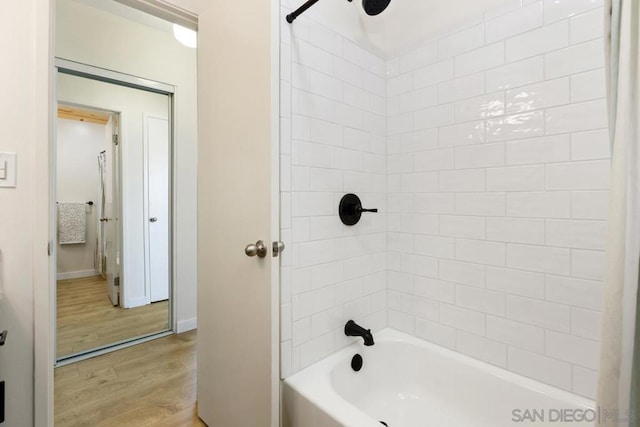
[[54, 101, 121, 305], [269, 0, 282, 425], [35, 1, 281, 426]]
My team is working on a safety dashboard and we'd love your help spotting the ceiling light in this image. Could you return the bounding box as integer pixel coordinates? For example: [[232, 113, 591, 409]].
[[173, 24, 197, 49]]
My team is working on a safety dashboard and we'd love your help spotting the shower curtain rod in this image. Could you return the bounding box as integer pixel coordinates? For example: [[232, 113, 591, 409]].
[[287, 0, 353, 23]]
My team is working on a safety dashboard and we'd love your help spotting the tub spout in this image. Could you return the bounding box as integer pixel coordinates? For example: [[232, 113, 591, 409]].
[[345, 320, 374, 346]]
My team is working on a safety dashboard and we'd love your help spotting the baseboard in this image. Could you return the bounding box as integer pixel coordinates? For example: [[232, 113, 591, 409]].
[[124, 296, 149, 309], [177, 317, 197, 333], [57, 269, 99, 281]]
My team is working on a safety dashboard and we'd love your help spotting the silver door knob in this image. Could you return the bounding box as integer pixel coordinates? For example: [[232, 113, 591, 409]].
[[245, 240, 267, 258], [149, 217, 158, 223]]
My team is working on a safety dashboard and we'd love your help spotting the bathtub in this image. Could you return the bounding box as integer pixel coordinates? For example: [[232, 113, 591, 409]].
[[283, 329, 595, 427]]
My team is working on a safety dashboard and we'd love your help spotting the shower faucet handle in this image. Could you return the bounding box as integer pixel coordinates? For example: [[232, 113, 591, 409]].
[[357, 205, 378, 213], [339, 194, 378, 226]]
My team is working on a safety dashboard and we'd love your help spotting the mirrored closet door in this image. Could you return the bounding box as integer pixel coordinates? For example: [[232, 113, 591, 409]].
[[55, 66, 173, 362]]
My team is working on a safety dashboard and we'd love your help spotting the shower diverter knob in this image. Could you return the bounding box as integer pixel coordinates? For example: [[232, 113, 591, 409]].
[[339, 193, 378, 226]]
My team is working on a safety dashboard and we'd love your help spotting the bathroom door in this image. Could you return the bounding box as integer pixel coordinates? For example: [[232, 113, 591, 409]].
[[146, 116, 170, 303], [196, 1, 278, 426]]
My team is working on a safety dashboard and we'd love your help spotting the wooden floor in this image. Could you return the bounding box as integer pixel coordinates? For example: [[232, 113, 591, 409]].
[[55, 331, 205, 426], [57, 276, 169, 357]]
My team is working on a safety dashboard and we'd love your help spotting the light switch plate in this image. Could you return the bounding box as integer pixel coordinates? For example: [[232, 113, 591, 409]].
[[0, 153, 17, 188]]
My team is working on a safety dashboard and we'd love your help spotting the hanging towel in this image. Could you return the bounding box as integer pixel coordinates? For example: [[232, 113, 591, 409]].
[[58, 202, 87, 244]]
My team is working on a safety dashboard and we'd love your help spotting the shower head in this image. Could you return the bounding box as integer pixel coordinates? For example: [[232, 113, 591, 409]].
[[362, 0, 391, 16]]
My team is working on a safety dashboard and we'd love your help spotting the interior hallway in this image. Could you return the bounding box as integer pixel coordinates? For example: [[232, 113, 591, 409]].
[[55, 331, 204, 426], [57, 276, 169, 357]]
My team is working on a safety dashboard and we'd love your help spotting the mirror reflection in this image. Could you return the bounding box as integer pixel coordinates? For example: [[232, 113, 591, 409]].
[[56, 72, 172, 360]]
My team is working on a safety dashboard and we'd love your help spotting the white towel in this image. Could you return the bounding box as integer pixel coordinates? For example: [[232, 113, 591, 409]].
[[58, 202, 87, 245]]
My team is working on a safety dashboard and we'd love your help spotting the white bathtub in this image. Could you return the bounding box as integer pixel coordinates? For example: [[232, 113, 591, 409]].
[[283, 329, 595, 427]]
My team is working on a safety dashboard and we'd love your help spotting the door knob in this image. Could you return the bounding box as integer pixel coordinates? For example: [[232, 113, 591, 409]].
[[149, 217, 158, 223], [245, 240, 267, 258]]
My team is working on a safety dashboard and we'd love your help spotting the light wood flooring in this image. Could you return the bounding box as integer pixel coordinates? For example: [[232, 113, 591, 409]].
[[55, 331, 205, 426], [57, 276, 169, 358]]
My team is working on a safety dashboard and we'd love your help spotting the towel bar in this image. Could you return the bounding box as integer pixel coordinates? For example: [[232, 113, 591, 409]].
[[55, 201, 93, 205]]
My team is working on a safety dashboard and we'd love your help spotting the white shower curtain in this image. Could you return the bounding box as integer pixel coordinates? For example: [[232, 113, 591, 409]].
[[598, 1, 640, 426]]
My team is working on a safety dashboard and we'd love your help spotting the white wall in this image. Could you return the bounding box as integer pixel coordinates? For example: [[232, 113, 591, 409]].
[[0, 1, 199, 424], [280, 2, 389, 377], [385, 0, 607, 399], [56, 118, 105, 278], [0, 1, 39, 424], [56, 0, 198, 329], [280, 0, 610, 399]]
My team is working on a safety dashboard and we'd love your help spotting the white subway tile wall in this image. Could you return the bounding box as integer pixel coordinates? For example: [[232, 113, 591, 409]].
[[385, 0, 606, 399], [280, 0, 608, 400], [280, 2, 388, 378]]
